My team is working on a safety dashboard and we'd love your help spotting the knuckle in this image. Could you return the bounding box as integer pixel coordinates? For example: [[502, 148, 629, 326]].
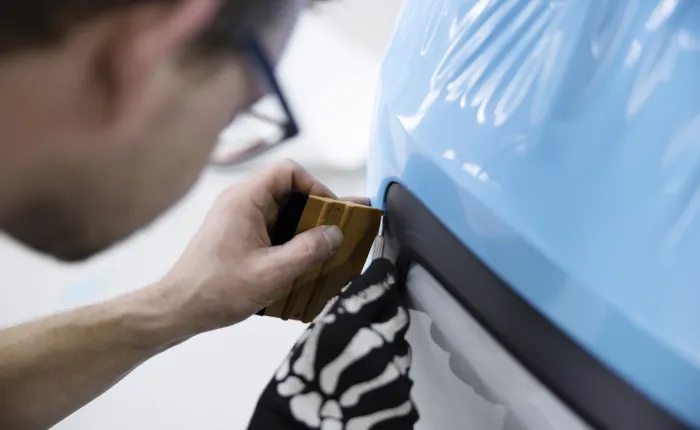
[[276, 158, 299, 174], [282, 158, 300, 169]]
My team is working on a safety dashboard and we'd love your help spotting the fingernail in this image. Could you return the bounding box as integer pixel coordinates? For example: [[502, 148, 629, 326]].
[[323, 226, 344, 255]]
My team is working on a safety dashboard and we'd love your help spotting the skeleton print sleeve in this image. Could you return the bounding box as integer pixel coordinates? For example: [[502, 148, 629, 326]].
[[247, 258, 419, 430]]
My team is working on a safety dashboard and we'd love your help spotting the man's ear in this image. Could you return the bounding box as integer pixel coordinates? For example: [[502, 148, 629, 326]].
[[100, 0, 222, 124]]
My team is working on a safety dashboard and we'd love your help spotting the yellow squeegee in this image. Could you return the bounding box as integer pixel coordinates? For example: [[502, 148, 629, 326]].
[[257, 192, 383, 323]]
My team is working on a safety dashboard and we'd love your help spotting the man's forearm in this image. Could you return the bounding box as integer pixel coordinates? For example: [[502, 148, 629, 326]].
[[0, 283, 184, 430]]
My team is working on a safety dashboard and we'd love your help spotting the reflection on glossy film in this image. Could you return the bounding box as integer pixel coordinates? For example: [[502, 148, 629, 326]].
[[627, 1, 700, 118], [402, 0, 563, 129], [399, 0, 700, 131], [421, 0, 448, 56], [646, 0, 680, 31]]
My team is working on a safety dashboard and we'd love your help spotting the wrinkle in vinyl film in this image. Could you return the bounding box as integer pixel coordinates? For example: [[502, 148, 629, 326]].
[[400, 0, 700, 128], [627, 2, 700, 119], [401, 0, 566, 131], [391, 0, 700, 304]]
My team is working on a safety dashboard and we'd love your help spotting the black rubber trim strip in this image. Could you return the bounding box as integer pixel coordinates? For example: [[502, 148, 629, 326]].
[[384, 184, 688, 430], [257, 191, 309, 317]]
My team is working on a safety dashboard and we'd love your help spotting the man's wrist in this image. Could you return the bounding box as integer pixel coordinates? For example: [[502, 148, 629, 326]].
[[111, 282, 192, 353]]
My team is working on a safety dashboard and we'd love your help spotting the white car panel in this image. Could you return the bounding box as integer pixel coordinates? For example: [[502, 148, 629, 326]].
[[405, 264, 591, 430]]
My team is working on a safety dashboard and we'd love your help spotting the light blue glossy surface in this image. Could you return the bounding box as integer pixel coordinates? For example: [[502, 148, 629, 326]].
[[367, 0, 700, 427]]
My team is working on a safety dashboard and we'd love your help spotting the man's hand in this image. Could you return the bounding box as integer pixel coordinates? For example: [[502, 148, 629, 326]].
[[159, 160, 367, 337], [0, 160, 369, 430]]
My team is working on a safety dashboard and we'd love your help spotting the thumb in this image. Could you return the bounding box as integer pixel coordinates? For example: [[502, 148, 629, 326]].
[[264, 226, 344, 282]]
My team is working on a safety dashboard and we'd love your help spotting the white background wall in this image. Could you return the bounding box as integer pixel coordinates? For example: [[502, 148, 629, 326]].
[[0, 1, 402, 429]]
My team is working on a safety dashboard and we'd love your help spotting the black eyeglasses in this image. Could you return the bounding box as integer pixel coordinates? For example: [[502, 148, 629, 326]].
[[210, 37, 300, 167]]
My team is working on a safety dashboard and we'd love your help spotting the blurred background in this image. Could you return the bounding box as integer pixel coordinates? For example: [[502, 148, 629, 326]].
[[0, 1, 402, 429]]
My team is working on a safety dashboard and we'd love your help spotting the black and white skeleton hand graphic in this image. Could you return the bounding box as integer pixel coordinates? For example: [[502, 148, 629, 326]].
[[248, 259, 419, 430]]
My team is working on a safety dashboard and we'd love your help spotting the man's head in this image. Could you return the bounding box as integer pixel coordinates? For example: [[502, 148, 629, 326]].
[[0, 0, 309, 261]]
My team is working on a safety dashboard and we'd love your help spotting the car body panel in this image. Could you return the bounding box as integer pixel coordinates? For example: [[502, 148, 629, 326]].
[[367, 0, 700, 427], [405, 265, 590, 430]]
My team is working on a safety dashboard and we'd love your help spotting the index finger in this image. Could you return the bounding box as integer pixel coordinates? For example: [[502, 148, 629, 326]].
[[256, 159, 337, 201]]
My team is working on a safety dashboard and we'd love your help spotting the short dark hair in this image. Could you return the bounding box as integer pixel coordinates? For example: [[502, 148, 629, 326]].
[[0, 1, 294, 56]]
